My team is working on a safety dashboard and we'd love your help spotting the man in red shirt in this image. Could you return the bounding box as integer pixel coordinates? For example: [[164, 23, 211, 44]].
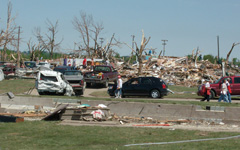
[[83, 56, 87, 69]]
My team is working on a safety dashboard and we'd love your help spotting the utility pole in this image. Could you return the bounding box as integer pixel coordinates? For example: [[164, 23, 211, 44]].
[[162, 39, 168, 57], [217, 35, 220, 63], [17, 26, 21, 68], [99, 38, 104, 48], [131, 35, 136, 62]]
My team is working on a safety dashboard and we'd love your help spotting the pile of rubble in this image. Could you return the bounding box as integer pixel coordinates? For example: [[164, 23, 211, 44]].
[[117, 56, 238, 87]]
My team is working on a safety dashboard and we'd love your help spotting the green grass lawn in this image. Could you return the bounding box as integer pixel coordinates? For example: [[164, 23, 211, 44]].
[[0, 121, 240, 150], [0, 79, 35, 94]]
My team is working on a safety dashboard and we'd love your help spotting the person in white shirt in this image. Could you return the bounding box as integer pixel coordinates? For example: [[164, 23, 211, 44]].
[[218, 79, 228, 102], [201, 80, 211, 102], [116, 75, 123, 98]]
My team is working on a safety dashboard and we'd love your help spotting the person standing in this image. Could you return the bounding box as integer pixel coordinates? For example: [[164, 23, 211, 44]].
[[67, 56, 72, 67], [72, 57, 76, 70], [83, 56, 87, 69], [91, 58, 94, 70], [115, 75, 123, 98], [201, 80, 211, 102], [63, 56, 67, 66], [218, 79, 228, 103], [226, 78, 232, 103]]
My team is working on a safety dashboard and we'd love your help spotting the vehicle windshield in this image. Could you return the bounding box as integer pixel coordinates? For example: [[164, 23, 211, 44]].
[[64, 71, 82, 76], [94, 66, 110, 72], [214, 78, 222, 84], [54, 67, 70, 74], [25, 62, 36, 68], [39, 62, 47, 65]]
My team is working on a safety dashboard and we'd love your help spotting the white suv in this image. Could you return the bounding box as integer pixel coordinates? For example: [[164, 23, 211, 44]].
[[36, 70, 73, 96]]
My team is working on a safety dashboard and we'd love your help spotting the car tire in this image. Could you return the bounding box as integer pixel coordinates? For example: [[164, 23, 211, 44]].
[[150, 89, 160, 98], [209, 90, 215, 99], [75, 90, 83, 96], [103, 80, 109, 88], [38, 92, 44, 95], [86, 83, 91, 88]]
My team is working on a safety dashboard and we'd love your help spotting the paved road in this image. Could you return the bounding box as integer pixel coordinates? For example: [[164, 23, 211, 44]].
[[29, 87, 240, 103], [83, 87, 108, 97]]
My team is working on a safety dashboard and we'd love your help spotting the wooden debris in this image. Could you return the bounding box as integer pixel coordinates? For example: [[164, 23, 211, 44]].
[[0, 115, 24, 123], [0, 113, 46, 117], [117, 56, 237, 87], [42, 104, 68, 121]]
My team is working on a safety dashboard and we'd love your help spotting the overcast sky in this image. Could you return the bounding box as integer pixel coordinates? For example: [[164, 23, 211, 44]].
[[1, 0, 240, 59]]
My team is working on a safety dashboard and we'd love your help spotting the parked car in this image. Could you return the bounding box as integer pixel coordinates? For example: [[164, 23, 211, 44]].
[[2, 65, 16, 75], [108, 77, 169, 98], [37, 62, 51, 68], [0, 61, 6, 69], [36, 70, 73, 96], [197, 76, 240, 99], [63, 70, 85, 96], [53, 66, 72, 74], [84, 65, 118, 88]]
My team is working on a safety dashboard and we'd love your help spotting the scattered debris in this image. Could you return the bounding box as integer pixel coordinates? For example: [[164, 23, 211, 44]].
[[42, 104, 68, 121], [116, 56, 238, 87], [91, 109, 105, 121]]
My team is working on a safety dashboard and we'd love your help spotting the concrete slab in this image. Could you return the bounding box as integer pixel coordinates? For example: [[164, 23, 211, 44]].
[[0, 96, 54, 107], [1, 96, 240, 124], [79, 99, 240, 123], [0, 108, 6, 113]]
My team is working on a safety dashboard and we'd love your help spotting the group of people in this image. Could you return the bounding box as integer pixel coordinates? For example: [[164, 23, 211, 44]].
[[201, 78, 232, 103], [63, 56, 93, 70], [218, 78, 232, 103]]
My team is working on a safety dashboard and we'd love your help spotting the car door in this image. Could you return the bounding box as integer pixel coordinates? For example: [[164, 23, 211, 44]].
[[137, 78, 153, 96], [123, 78, 140, 96], [232, 77, 240, 95]]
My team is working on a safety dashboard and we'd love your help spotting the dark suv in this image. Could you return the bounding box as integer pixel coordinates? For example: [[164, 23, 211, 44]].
[[108, 77, 169, 98]]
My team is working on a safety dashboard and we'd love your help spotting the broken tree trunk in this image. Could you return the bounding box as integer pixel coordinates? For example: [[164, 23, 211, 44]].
[[136, 30, 151, 75], [226, 42, 240, 65]]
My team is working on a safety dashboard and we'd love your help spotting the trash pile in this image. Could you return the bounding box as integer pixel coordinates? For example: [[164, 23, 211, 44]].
[[117, 56, 238, 87]]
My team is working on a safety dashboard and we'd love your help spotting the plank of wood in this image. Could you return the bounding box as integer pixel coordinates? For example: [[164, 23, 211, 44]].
[[0, 113, 46, 117], [0, 115, 24, 123], [42, 104, 69, 121]]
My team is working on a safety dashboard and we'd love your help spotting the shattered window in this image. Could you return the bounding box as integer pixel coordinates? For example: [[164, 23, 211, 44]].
[[40, 73, 58, 82]]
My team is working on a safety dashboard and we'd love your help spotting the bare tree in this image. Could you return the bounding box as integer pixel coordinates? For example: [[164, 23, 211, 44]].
[[34, 19, 62, 59], [226, 42, 240, 65], [0, 1, 17, 61], [125, 30, 151, 75], [136, 31, 151, 75], [72, 12, 104, 57], [99, 33, 122, 62], [90, 22, 104, 56], [27, 38, 45, 61]]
